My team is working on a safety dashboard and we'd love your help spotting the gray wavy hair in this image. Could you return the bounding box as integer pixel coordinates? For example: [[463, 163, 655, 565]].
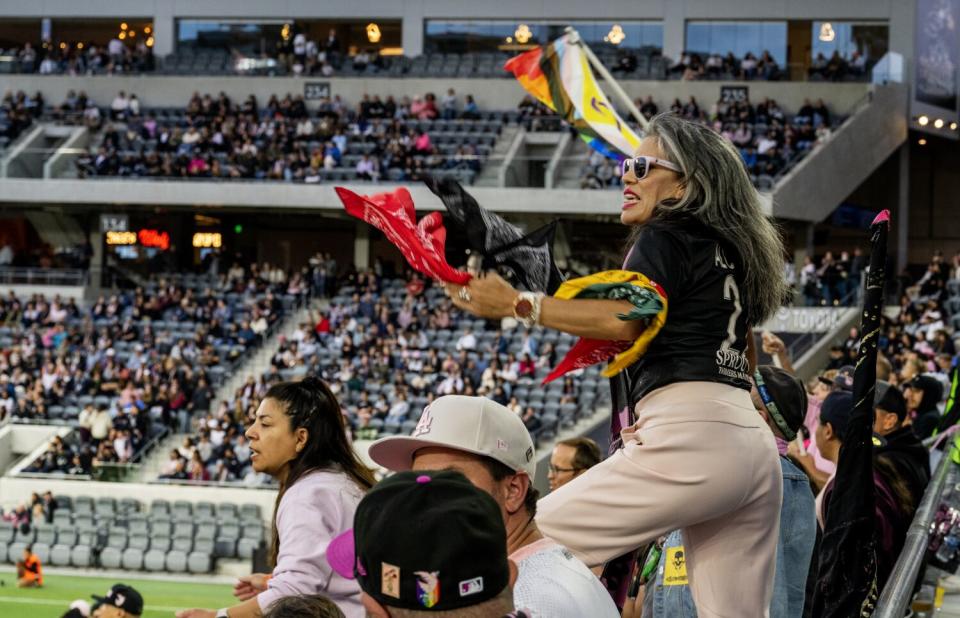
[[643, 112, 787, 325]]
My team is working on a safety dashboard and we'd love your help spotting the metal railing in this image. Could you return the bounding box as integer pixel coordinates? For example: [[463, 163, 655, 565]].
[[874, 450, 957, 616], [0, 267, 88, 286]]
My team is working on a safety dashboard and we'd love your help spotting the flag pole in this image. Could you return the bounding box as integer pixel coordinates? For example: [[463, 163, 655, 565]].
[[565, 26, 649, 131]]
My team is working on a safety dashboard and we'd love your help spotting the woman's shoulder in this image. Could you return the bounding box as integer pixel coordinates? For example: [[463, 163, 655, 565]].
[[283, 469, 365, 507]]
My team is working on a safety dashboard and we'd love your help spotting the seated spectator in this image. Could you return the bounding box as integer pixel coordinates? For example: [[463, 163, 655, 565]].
[[369, 396, 618, 617], [326, 470, 530, 617]]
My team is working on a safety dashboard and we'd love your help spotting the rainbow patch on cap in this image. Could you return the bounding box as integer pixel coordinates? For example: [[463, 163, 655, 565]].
[[415, 571, 440, 608]]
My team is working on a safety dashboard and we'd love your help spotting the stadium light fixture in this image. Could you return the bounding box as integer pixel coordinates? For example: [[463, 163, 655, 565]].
[[605, 24, 626, 45], [121, 23, 128, 31], [77, 42, 83, 49], [366, 23, 382, 43], [146, 37, 154, 47], [951, 122, 958, 131], [819, 23, 835, 42], [934, 118, 944, 128], [918, 115, 929, 126], [145, 26, 151, 34], [129, 30, 136, 38], [515, 24, 532, 44], [918, 138, 927, 146], [119, 32, 126, 40]]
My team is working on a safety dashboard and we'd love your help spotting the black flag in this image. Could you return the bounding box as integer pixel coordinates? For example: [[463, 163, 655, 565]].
[[424, 175, 565, 294], [812, 210, 890, 617]]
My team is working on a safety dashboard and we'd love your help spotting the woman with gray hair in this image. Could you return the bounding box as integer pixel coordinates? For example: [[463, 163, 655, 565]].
[[447, 113, 787, 616]]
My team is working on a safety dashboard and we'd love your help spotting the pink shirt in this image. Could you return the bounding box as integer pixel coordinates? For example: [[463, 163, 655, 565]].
[[257, 469, 365, 618]]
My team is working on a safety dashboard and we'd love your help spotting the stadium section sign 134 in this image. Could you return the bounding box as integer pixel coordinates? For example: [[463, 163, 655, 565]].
[[305, 82, 332, 100]]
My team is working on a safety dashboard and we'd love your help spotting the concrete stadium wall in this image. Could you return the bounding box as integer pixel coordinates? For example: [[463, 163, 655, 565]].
[[0, 284, 86, 301], [0, 75, 871, 119]]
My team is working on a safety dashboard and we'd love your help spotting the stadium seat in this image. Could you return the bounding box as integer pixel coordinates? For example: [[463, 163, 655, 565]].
[[96, 497, 117, 516], [218, 503, 239, 519], [100, 547, 122, 569], [151, 519, 172, 537], [166, 550, 188, 572], [195, 501, 215, 519], [173, 500, 192, 518], [32, 543, 51, 564], [122, 547, 144, 570], [173, 519, 195, 537], [8, 541, 26, 563], [187, 552, 212, 573], [172, 535, 194, 553], [129, 534, 150, 551], [237, 538, 260, 559], [119, 498, 141, 514], [74, 496, 95, 515], [34, 524, 57, 546], [129, 515, 149, 535], [215, 538, 237, 558], [150, 499, 170, 517], [0, 522, 14, 544], [144, 549, 166, 572], [53, 511, 72, 527], [55, 527, 77, 547], [107, 531, 128, 550], [241, 522, 264, 542], [71, 545, 92, 568], [51, 544, 72, 566], [150, 536, 173, 553]]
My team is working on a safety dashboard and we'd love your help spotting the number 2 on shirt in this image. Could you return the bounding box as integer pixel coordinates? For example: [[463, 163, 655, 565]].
[[721, 274, 742, 351]]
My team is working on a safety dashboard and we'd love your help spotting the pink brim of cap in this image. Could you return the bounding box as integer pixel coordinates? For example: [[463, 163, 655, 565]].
[[326, 529, 357, 579]]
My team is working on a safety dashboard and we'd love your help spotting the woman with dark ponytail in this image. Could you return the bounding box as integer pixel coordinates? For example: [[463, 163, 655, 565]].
[[176, 376, 374, 618]]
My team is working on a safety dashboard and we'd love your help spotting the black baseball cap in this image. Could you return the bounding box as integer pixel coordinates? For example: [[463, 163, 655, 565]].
[[820, 391, 853, 438], [754, 366, 807, 441], [874, 381, 907, 422], [327, 470, 510, 612], [92, 584, 143, 615], [819, 365, 855, 392]]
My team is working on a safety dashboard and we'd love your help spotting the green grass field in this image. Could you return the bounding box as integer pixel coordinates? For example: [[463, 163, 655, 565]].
[[0, 571, 235, 617]]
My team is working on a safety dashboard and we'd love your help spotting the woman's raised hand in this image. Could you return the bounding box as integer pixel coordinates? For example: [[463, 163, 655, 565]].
[[444, 271, 518, 319]]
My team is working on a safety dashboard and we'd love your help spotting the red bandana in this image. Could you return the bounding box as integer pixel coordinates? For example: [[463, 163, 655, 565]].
[[335, 186, 471, 285]]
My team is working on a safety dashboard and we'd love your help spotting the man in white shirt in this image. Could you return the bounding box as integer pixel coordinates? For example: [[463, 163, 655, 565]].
[[110, 91, 129, 120], [369, 396, 619, 618], [456, 328, 477, 351]]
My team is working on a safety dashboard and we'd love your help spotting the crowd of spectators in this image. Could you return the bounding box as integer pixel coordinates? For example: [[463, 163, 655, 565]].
[[1, 37, 155, 75], [580, 96, 835, 189], [1, 90, 44, 148], [164, 252, 600, 486], [74, 89, 493, 183], [1, 491, 59, 535], [671, 50, 785, 81]]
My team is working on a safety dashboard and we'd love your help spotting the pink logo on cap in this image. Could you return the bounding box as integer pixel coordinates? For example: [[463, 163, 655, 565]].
[[413, 406, 434, 437]]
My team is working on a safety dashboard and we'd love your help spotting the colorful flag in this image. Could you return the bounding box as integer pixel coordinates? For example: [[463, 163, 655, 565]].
[[505, 33, 642, 160], [334, 186, 471, 286], [543, 270, 668, 383]]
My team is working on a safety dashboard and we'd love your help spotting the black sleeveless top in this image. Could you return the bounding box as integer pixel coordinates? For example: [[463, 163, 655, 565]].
[[611, 216, 751, 413]]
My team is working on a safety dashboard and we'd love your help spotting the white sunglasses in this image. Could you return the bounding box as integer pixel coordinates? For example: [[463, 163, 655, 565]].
[[620, 156, 682, 179]]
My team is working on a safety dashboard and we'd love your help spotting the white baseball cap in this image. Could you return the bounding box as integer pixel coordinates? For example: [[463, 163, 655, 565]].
[[368, 395, 537, 478]]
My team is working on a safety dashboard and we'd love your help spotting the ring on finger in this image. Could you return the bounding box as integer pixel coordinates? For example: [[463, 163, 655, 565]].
[[458, 287, 472, 302]]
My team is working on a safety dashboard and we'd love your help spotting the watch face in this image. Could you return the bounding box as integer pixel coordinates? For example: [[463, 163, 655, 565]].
[[515, 299, 534, 318]]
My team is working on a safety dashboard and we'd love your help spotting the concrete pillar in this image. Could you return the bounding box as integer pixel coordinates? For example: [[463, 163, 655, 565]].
[[354, 222, 370, 270], [661, 2, 685, 64], [151, 10, 176, 58], [89, 227, 103, 290], [401, 5, 424, 57], [897, 143, 910, 272]]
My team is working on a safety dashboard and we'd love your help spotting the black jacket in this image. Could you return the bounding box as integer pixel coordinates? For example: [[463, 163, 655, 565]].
[[876, 426, 931, 512]]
